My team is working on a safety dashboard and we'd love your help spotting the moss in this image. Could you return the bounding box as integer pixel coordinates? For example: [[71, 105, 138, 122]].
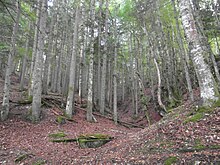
[[56, 116, 66, 124], [209, 145, 220, 149], [164, 156, 178, 165], [194, 139, 205, 150], [78, 133, 112, 148], [213, 99, 220, 107], [32, 159, 46, 165], [48, 131, 67, 139], [184, 113, 203, 123], [185, 98, 220, 123], [28, 95, 33, 102], [78, 133, 110, 139]]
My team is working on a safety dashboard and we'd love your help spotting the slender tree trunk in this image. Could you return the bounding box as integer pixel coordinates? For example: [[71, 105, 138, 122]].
[[87, 0, 96, 122], [179, 0, 218, 106], [113, 19, 118, 124], [65, 6, 80, 118], [100, 0, 109, 115], [29, 1, 41, 96], [42, 11, 55, 94], [1, 1, 20, 121], [154, 58, 167, 113], [171, 0, 194, 102], [97, 0, 103, 109], [20, 22, 31, 91]]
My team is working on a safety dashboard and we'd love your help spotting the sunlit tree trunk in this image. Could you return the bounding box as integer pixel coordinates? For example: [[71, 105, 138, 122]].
[[179, 0, 218, 106], [1, 1, 20, 121]]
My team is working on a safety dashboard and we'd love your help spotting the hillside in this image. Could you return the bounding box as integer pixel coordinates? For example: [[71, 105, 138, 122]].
[[0, 75, 219, 164]]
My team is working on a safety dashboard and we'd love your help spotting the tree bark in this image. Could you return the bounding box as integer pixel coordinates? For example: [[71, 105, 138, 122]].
[[20, 21, 31, 91], [179, 0, 218, 106], [65, 6, 80, 118], [100, 0, 109, 115], [87, 0, 96, 122], [31, 0, 47, 121], [154, 58, 167, 113], [1, 1, 20, 121]]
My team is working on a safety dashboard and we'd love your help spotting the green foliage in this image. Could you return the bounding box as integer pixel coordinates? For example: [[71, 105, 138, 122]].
[[0, 42, 9, 51], [48, 131, 67, 139], [164, 156, 178, 165], [21, 2, 36, 22], [118, 0, 135, 22]]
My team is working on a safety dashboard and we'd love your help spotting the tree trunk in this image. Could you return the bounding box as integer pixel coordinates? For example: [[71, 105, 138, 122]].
[[87, 0, 96, 122], [65, 6, 80, 118], [113, 19, 118, 124], [20, 22, 31, 91], [1, 1, 20, 121], [100, 0, 109, 115], [29, 1, 41, 96], [171, 0, 194, 102], [179, 0, 218, 106], [154, 58, 167, 113], [42, 9, 56, 94], [31, 0, 47, 121]]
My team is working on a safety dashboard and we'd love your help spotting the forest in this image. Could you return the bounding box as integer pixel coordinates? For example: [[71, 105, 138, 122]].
[[0, 0, 219, 164]]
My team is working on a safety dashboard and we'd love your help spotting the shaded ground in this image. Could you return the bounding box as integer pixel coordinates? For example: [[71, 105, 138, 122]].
[[0, 75, 220, 164]]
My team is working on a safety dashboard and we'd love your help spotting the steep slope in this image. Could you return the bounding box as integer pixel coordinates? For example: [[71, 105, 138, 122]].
[[73, 104, 220, 164]]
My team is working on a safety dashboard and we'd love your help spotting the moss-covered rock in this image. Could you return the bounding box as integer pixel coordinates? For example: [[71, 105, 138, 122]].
[[50, 133, 113, 148], [78, 133, 113, 148]]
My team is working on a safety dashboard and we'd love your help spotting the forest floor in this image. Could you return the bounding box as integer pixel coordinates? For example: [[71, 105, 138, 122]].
[[0, 75, 220, 165]]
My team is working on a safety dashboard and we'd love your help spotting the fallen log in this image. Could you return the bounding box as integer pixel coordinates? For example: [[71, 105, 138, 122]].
[[51, 133, 113, 148], [51, 138, 77, 143]]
